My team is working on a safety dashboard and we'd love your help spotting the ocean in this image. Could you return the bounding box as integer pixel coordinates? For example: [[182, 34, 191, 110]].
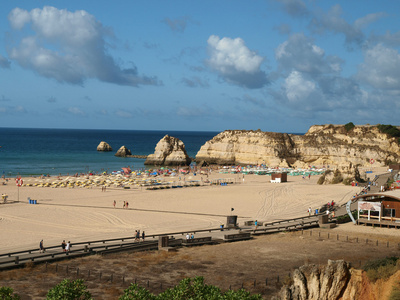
[[0, 128, 218, 177]]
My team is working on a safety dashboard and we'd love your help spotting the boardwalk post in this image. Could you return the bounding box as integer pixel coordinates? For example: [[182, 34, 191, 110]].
[[254, 279, 256, 287], [14, 256, 19, 265], [265, 278, 267, 286], [56, 264, 58, 273], [277, 275, 279, 283], [376, 240, 378, 246], [66, 265, 69, 274], [111, 274, 113, 283], [100, 272, 102, 279], [77, 268, 79, 277]]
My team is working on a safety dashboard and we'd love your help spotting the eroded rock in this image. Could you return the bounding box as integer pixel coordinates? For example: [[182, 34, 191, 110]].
[[97, 141, 112, 151], [145, 135, 191, 166]]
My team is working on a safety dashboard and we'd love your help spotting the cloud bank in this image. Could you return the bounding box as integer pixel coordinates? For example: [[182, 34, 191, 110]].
[[7, 6, 160, 87]]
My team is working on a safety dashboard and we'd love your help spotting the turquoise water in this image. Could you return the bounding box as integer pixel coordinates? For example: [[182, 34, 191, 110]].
[[0, 128, 217, 176]]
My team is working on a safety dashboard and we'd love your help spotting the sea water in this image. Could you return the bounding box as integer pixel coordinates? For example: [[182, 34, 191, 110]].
[[0, 128, 218, 176]]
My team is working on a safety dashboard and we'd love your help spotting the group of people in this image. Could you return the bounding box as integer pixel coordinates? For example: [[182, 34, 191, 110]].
[[135, 230, 145, 241], [186, 233, 195, 239], [61, 240, 71, 253], [112, 200, 130, 209]]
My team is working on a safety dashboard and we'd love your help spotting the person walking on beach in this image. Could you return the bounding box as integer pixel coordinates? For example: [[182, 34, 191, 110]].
[[142, 231, 145, 241], [123, 201, 126, 209], [126, 201, 129, 209], [39, 240, 44, 253], [61, 240, 66, 252], [113, 200, 116, 208], [308, 207, 312, 216]]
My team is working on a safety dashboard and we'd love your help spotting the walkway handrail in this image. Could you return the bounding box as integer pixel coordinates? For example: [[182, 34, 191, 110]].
[[0, 226, 233, 259]]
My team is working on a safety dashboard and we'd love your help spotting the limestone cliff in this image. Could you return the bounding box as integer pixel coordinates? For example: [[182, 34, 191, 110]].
[[278, 260, 400, 300], [145, 135, 191, 166], [195, 125, 400, 169]]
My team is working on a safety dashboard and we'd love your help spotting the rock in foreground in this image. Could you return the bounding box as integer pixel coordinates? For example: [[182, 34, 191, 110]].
[[97, 141, 112, 151], [115, 146, 132, 157], [145, 135, 191, 166]]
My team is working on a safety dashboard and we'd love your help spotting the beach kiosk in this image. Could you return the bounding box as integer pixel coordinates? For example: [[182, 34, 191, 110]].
[[355, 191, 400, 228], [270, 172, 287, 183]]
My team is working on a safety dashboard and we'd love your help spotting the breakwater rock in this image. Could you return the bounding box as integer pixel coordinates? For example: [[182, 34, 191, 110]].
[[195, 125, 400, 169], [97, 141, 112, 151], [145, 135, 191, 166], [115, 146, 132, 157]]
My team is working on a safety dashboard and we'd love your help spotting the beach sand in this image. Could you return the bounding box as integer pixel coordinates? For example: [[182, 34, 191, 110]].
[[0, 167, 389, 253]]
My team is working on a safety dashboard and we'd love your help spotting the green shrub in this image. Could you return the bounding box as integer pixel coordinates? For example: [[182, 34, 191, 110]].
[[342, 177, 353, 185], [119, 284, 157, 300], [46, 279, 92, 300], [0, 287, 20, 300], [363, 257, 400, 282], [389, 282, 400, 300], [344, 122, 355, 132]]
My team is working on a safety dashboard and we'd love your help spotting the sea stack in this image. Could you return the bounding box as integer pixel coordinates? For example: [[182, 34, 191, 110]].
[[115, 146, 132, 157], [145, 135, 191, 166], [97, 141, 112, 151]]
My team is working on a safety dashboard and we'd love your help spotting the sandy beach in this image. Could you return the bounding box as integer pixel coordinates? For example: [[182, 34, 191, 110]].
[[0, 167, 389, 253]]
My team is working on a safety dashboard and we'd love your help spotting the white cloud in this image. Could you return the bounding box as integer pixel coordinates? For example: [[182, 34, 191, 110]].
[[284, 71, 315, 103], [276, 33, 343, 76], [7, 6, 160, 87], [67, 107, 85, 116], [206, 35, 268, 89], [357, 44, 400, 91]]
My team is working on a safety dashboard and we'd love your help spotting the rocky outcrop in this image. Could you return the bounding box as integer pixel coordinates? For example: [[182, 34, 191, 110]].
[[195, 125, 400, 169], [280, 260, 351, 300], [278, 260, 400, 300], [115, 146, 132, 157], [145, 135, 191, 166], [97, 141, 112, 151]]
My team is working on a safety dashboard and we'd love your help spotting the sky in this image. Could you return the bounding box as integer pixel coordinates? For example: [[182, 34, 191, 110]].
[[1, 0, 400, 133]]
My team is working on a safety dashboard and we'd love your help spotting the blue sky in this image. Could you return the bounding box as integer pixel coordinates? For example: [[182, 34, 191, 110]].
[[1, 0, 400, 133]]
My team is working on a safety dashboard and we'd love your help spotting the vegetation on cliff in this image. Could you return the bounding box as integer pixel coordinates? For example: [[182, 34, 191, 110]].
[[377, 124, 400, 143]]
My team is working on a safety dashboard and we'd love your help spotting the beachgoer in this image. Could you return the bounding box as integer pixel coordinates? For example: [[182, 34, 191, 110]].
[[123, 201, 126, 209], [186, 233, 190, 240], [255, 220, 258, 229], [61, 240, 66, 252], [39, 240, 44, 253], [126, 201, 129, 209], [191, 233, 194, 239], [142, 231, 145, 241], [66, 241, 71, 253], [136, 230, 140, 241], [308, 207, 312, 216], [308, 174, 311, 179], [113, 200, 116, 208]]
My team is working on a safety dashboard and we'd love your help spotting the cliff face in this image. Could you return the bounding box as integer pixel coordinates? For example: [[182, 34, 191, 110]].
[[195, 125, 400, 168], [145, 135, 191, 166], [278, 260, 400, 300]]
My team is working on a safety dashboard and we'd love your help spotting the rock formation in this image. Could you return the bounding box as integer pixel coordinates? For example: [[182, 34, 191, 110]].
[[195, 125, 400, 169], [145, 135, 191, 166], [97, 141, 112, 151], [278, 260, 400, 300], [115, 146, 132, 157]]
